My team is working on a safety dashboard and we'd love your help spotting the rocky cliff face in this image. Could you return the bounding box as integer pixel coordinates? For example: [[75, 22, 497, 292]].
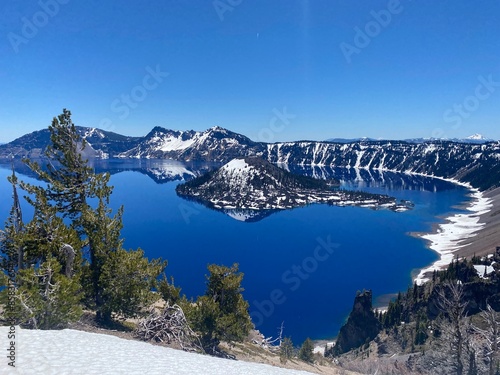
[[263, 141, 500, 190], [330, 290, 381, 355]]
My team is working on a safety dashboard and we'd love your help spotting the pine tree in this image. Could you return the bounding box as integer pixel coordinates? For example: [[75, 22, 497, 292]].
[[158, 274, 182, 305], [81, 194, 123, 322], [99, 248, 165, 320], [22, 109, 105, 227], [188, 263, 252, 353], [298, 337, 314, 363], [22, 188, 82, 274], [0, 166, 24, 273], [9, 257, 82, 329], [4, 109, 167, 326], [1, 163, 83, 329], [280, 337, 295, 364], [81, 191, 166, 323]]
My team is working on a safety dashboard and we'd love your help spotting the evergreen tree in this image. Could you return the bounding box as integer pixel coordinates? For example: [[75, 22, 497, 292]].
[[298, 337, 314, 363], [1, 163, 83, 329], [99, 248, 165, 320], [158, 274, 182, 305], [280, 337, 295, 364], [80, 194, 123, 322], [2, 109, 167, 327], [5, 257, 82, 329], [188, 263, 252, 353], [22, 109, 105, 227], [22, 189, 82, 274], [0, 166, 25, 272], [414, 312, 428, 346]]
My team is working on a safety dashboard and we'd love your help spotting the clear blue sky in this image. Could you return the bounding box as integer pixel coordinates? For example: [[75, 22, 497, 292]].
[[1, 0, 499, 143]]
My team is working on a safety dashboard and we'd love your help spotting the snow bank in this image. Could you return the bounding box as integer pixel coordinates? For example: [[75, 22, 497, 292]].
[[414, 188, 493, 285], [473, 264, 495, 278], [0, 327, 316, 375]]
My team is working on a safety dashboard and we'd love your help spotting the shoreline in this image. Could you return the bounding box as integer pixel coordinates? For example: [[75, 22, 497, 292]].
[[413, 186, 498, 285]]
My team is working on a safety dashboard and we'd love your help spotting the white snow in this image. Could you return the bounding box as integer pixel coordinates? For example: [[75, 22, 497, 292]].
[[83, 128, 104, 139], [0, 327, 316, 375], [155, 135, 196, 152], [474, 264, 495, 278], [221, 158, 249, 172], [467, 133, 486, 140], [414, 188, 493, 285]]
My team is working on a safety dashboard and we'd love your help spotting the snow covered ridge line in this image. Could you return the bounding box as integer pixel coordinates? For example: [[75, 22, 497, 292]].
[[264, 140, 500, 190], [0, 327, 316, 375], [2, 125, 500, 190]]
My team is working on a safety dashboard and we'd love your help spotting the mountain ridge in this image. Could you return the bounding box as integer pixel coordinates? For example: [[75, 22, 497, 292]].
[[2, 126, 500, 190], [325, 134, 495, 144]]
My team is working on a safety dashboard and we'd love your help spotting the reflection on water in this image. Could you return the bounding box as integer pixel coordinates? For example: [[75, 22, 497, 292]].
[[1, 158, 453, 192]]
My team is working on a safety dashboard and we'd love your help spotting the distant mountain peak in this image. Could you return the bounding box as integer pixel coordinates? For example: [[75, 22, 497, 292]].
[[467, 133, 487, 140], [208, 125, 228, 133]]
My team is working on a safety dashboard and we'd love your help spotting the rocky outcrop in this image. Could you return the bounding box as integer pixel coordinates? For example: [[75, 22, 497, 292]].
[[330, 290, 381, 355]]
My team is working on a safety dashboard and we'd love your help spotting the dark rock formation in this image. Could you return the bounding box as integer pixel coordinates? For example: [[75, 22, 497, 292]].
[[330, 290, 381, 355]]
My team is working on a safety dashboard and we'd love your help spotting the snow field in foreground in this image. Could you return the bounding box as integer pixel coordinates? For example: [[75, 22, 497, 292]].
[[0, 327, 316, 375]]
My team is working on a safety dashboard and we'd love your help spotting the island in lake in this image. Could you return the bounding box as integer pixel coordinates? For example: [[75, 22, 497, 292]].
[[176, 157, 413, 221]]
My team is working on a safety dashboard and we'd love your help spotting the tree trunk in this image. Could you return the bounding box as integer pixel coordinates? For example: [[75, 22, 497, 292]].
[[61, 244, 75, 277]]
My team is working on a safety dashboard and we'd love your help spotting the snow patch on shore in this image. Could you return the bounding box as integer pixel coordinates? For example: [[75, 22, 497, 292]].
[[0, 327, 316, 375], [414, 188, 493, 285]]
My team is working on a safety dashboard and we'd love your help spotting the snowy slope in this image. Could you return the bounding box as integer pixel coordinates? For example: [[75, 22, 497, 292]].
[[0, 327, 316, 375]]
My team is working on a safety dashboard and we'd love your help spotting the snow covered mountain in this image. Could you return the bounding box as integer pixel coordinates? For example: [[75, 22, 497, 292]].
[[403, 134, 494, 144], [263, 140, 500, 190], [325, 137, 379, 143], [176, 157, 411, 220], [2, 126, 500, 190], [115, 126, 260, 161], [465, 133, 493, 143], [327, 134, 495, 144], [0, 127, 142, 159]]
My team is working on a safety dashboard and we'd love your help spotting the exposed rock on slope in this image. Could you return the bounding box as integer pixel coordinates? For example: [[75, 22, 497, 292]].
[[329, 290, 381, 356]]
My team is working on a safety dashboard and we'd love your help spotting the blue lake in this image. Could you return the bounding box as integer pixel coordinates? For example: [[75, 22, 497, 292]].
[[0, 160, 470, 344]]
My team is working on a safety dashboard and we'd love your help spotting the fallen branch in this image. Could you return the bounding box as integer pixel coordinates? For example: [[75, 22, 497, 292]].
[[136, 303, 203, 353]]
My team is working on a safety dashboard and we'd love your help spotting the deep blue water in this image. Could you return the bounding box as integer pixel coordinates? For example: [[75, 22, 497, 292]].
[[0, 160, 471, 344]]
